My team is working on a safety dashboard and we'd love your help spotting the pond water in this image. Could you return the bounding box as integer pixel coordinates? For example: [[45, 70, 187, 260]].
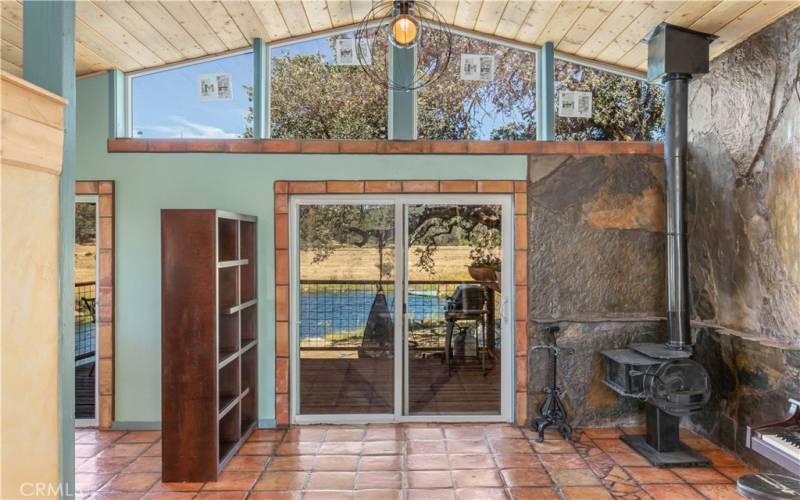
[[299, 289, 449, 341]]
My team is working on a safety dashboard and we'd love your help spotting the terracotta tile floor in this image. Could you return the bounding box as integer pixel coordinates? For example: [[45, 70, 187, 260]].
[[75, 424, 754, 499]]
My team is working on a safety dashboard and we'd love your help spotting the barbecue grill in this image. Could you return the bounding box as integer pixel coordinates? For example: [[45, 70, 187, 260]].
[[446, 284, 485, 318], [444, 284, 489, 374]]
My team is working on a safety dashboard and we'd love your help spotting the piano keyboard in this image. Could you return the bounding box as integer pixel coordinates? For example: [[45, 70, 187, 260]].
[[746, 399, 800, 476], [761, 426, 800, 460]]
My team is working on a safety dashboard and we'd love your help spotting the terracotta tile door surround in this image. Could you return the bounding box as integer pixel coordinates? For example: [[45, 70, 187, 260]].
[[75, 181, 115, 429], [273, 180, 528, 426]]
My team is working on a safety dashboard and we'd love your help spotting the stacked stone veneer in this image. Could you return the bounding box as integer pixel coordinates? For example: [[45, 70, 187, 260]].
[[526, 154, 668, 427]]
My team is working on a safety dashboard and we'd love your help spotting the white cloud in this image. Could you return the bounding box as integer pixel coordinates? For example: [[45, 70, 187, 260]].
[[170, 116, 239, 138], [135, 115, 240, 138]]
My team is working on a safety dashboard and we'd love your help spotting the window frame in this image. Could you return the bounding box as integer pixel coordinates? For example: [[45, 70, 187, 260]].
[[554, 53, 648, 82], [122, 25, 657, 141], [267, 21, 388, 140], [125, 47, 254, 140], [415, 25, 540, 141], [552, 56, 665, 142]]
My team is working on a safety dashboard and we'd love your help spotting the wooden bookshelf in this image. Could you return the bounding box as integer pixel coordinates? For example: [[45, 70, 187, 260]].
[[161, 209, 258, 482]]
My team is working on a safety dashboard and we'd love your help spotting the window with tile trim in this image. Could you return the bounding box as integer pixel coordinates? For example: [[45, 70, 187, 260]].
[[129, 51, 254, 139]]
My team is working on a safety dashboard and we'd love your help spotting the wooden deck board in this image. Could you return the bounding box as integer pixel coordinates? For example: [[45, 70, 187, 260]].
[[299, 355, 501, 415]]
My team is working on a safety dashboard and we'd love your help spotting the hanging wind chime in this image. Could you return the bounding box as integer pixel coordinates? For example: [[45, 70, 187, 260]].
[[354, 0, 453, 91]]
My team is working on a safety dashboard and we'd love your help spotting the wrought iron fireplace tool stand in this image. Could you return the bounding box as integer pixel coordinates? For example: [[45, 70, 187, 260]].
[[531, 326, 574, 442]]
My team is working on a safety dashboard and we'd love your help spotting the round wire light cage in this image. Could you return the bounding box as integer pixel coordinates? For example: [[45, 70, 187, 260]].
[[354, 0, 453, 92]]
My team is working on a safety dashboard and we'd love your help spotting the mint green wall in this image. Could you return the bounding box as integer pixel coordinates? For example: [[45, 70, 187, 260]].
[[77, 73, 527, 425]]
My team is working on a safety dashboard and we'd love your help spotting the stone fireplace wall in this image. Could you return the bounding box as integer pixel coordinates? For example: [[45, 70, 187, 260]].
[[526, 154, 667, 427], [685, 9, 800, 470]]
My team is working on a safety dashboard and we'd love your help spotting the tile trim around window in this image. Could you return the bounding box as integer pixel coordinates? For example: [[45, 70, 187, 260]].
[[273, 179, 529, 426], [108, 139, 663, 156]]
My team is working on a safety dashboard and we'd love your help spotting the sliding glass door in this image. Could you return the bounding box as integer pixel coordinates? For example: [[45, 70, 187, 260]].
[[291, 195, 511, 422], [75, 196, 99, 426], [295, 202, 397, 415], [405, 202, 504, 416]]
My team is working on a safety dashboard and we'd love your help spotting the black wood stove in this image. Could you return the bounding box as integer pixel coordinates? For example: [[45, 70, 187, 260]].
[[601, 23, 718, 468], [602, 343, 711, 466]]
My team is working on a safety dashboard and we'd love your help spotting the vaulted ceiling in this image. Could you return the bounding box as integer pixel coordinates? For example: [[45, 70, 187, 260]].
[[1, 1, 798, 78]]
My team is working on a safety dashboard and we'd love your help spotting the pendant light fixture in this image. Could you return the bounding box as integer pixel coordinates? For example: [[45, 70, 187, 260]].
[[354, 0, 452, 91], [389, 2, 420, 48]]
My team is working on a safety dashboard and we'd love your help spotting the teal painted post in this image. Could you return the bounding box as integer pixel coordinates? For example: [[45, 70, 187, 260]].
[[253, 38, 269, 139], [23, 1, 76, 498], [388, 45, 417, 140], [108, 69, 126, 138], [536, 42, 555, 141]]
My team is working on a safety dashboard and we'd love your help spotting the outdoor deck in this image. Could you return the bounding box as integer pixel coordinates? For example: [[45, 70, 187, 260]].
[[75, 280, 97, 420], [75, 363, 95, 420], [298, 279, 502, 416], [300, 357, 500, 416], [74, 424, 752, 498]]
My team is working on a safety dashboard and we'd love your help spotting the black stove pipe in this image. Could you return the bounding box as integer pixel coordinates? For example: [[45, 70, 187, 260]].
[[649, 23, 716, 351], [663, 73, 691, 351]]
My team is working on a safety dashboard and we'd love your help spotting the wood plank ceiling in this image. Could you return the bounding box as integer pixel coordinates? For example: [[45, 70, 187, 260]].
[[2, 1, 798, 78]]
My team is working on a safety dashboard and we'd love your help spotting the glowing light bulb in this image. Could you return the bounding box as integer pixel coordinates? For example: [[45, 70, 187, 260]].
[[391, 14, 418, 47]]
